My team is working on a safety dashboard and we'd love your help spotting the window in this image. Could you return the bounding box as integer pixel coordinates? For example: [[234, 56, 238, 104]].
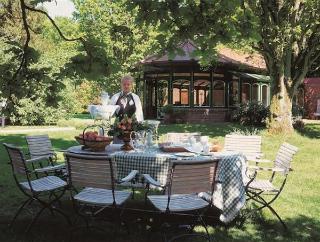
[[261, 84, 269, 106], [194, 79, 210, 106], [229, 80, 239, 106], [242, 83, 251, 103], [157, 79, 169, 107], [252, 83, 259, 102], [172, 79, 190, 106], [212, 80, 225, 106]]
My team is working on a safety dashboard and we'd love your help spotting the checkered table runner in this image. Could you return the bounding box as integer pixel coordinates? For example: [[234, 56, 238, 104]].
[[112, 150, 247, 224], [112, 151, 172, 185]]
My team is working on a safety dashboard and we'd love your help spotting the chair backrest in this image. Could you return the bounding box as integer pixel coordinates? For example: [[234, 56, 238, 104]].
[[3, 143, 28, 175], [224, 134, 262, 159], [274, 143, 298, 174], [64, 153, 116, 189], [166, 159, 219, 196], [166, 132, 201, 143], [26, 134, 54, 158], [316, 99, 320, 113]]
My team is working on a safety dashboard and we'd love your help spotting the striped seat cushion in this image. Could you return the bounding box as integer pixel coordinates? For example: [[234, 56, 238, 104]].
[[20, 176, 67, 192], [148, 194, 209, 212], [247, 179, 279, 192], [74, 187, 131, 206]]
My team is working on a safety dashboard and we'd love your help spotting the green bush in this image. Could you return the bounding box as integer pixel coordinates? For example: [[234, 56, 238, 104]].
[[10, 98, 67, 125], [232, 102, 270, 126]]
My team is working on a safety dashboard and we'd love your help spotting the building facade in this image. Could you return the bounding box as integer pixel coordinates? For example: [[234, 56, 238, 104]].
[[135, 41, 271, 123]]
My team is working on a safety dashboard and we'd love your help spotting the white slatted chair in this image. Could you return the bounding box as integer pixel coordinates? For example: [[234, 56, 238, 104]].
[[245, 143, 298, 229], [165, 132, 201, 144], [64, 153, 138, 234], [3, 143, 70, 233], [224, 134, 263, 160], [143, 158, 219, 242], [314, 99, 320, 119], [26, 135, 66, 175]]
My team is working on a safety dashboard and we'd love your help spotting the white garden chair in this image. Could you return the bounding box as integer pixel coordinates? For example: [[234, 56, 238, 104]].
[[64, 152, 138, 235], [3, 143, 70, 233], [244, 142, 298, 229], [26, 134, 66, 176], [224, 134, 263, 160], [165, 132, 201, 143], [143, 158, 219, 242], [314, 99, 320, 119]]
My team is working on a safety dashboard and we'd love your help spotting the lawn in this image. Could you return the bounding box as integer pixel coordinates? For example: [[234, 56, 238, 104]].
[[0, 123, 319, 242]]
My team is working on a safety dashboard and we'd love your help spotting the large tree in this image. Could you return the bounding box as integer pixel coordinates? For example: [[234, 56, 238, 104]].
[[128, 0, 320, 133]]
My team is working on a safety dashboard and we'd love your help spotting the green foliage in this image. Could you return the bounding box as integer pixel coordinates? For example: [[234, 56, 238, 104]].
[[232, 102, 270, 126], [10, 97, 66, 125], [73, 0, 160, 92], [161, 104, 174, 114]]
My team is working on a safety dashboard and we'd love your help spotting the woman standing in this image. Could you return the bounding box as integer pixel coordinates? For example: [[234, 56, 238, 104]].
[[110, 75, 144, 122]]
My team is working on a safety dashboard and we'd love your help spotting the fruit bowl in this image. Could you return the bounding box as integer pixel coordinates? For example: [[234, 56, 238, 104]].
[[75, 130, 113, 152]]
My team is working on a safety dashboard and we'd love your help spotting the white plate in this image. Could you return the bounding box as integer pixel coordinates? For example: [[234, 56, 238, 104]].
[[173, 152, 196, 157]]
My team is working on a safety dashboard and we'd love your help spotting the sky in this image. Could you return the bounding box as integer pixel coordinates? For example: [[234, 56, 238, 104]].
[[41, 0, 75, 18]]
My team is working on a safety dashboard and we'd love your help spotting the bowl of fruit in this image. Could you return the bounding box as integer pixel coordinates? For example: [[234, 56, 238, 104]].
[[75, 126, 113, 151]]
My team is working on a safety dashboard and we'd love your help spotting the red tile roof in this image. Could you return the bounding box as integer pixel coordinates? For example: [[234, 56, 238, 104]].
[[141, 40, 266, 71]]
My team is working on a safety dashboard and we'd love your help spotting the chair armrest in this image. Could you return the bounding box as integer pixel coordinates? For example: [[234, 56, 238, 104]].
[[248, 165, 286, 173], [142, 174, 163, 188], [26, 156, 50, 164], [33, 164, 66, 173], [118, 170, 139, 184], [198, 192, 212, 203], [251, 158, 273, 163]]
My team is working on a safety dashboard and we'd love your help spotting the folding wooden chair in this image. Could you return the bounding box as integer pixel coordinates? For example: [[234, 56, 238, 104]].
[[224, 134, 263, 160], [244, 143, 298, 229], [143, 158, 219, 242], [3, 143, 70, 233], [165, 132, 201, 143], [26, 135, 66, 176], [64, 152, 138, 236]]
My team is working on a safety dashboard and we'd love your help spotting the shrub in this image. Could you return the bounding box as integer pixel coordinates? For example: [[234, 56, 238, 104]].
[[10, 98, 67, 125], [232, 102, 270, 126], [292, 103, 305, 118], [293, 119, 305, 131], [161, 104, 174, 114]]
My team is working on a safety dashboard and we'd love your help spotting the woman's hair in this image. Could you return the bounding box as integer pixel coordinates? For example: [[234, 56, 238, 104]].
[[121, 75, 134, 83]]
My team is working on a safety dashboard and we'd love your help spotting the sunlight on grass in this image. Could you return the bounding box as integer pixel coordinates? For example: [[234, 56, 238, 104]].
[[0, 123, 319, 241]]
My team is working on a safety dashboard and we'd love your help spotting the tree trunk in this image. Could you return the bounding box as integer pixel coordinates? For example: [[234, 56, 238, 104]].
[[267, 74, 294, 134]]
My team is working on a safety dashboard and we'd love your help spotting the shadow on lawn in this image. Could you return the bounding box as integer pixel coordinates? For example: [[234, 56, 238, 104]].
[[297, 124, 320, 139], [1, 208, 319, 242]]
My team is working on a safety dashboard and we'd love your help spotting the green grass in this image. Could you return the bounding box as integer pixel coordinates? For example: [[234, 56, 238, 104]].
[[0, 123, 320, 241]]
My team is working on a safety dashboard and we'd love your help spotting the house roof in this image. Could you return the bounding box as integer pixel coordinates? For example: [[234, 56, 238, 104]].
[[140, 40, 267, 71], [304, 78, 320, 86]]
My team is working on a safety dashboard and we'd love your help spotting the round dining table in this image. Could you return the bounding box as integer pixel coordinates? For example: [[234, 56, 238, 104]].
[[65, 143, 247, 224]]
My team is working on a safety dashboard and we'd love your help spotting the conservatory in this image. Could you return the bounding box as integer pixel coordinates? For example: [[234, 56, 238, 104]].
[[135, 41, 270, 123]]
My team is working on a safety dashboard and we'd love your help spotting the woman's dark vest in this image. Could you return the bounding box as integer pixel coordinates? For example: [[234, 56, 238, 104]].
[[115, 93, 136, 120]]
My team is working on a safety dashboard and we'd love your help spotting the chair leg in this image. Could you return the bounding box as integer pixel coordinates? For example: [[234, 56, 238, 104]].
[[266, 204, 287, 230], [52, 207, 72, 226], [246, 191, 287, 230], [25, 206, 47, 233], [9, 198, 32, 228]]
